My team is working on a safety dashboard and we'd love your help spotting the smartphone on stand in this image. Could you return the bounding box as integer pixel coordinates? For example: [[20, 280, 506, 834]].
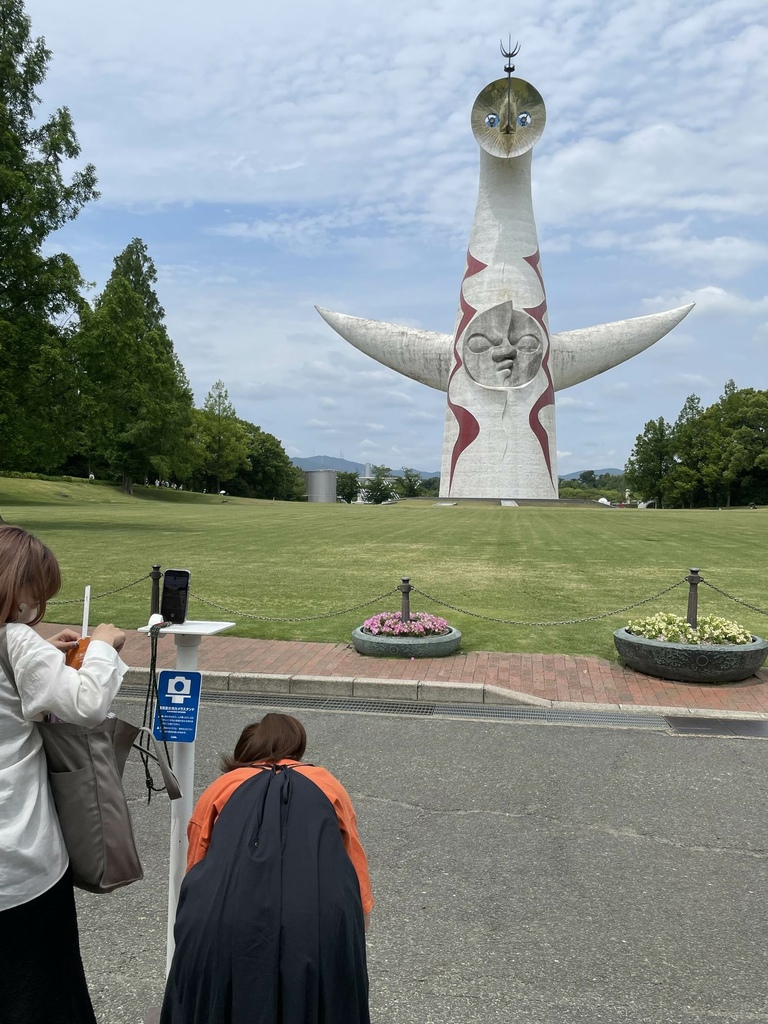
[[161, 569, 191, 624]]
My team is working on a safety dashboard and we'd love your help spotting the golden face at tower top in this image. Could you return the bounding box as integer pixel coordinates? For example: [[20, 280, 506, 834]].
[[471, 77, 546, 158]]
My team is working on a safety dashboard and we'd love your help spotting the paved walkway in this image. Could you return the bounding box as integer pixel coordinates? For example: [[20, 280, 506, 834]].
[[43, 624, 768, 717]]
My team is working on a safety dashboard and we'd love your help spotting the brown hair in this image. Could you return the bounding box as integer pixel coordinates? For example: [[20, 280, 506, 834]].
[[0, 525, 61, 626], [221, 713, 307, 772]]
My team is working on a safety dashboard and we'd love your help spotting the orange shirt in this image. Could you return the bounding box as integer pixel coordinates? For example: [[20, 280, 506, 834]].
[[186, 760, 374, 914]]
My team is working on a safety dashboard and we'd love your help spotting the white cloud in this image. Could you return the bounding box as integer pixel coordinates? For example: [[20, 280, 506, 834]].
[[383, 390, 419, 407], [643, 286, 768, 316], [671, 373, 713, 388], [405, 410, 440, 422], [557, 396, 595, 410], [579, 223, 768, 279], [599, 382, 631, 397]]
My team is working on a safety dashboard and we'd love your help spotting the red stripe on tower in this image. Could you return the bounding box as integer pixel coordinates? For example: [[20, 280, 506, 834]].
[[523, 251, 555, 487], [447, 251, 487, 488]]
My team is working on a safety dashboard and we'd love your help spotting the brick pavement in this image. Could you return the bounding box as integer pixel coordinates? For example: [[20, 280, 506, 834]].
[[42, 624, 768, 716]]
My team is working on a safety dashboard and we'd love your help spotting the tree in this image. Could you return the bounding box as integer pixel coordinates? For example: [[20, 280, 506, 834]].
[[698, 386, 768, 506], [669, 394, 705, 507], [288, 465, 308, 501], [395, 467, 422, 498], [577, 470, 597, 488], [195, 381, 249, 492], [362, 465, 395, 504], [625, 418, 675, 507], [224, 420, 299, 500], [76, 240, 194, 491], [597, 471, 625, 493], [626, 384, 768, 508], [0, 0, 98, 471], [336, 470, 360, 504]]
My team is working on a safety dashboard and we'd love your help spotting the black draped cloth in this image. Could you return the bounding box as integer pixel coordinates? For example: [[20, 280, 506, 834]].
[[160, 765, 370, 1024]]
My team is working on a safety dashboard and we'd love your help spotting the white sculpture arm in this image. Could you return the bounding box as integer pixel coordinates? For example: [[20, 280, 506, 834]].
[[316, 302, 695, 395], [315, 306, 453, 392], [549, 304, 695, 391]]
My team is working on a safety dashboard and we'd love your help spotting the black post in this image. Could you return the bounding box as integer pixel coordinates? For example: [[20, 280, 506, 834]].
[[150, 565, 162, 616], [398, 577, 413, 622], [686, 568, 700, 628]]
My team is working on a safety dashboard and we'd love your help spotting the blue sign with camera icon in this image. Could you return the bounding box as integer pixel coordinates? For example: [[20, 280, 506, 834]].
[[153, 670, 202, 743]]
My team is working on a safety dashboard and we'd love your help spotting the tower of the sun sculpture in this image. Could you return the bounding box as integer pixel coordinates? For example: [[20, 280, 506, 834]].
[[316, 44, 693, 499]]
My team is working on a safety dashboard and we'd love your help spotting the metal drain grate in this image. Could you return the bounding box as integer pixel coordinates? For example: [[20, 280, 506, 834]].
[[436, 703, 669, 729], [119, 687, 669, 728], [120, 688, 435, 717]]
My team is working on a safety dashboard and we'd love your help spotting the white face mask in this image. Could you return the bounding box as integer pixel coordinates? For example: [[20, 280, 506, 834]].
[[16, 602, 39, 624]]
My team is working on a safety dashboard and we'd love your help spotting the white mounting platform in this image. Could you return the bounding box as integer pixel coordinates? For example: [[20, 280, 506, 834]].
[[138, 620, 235, 636]]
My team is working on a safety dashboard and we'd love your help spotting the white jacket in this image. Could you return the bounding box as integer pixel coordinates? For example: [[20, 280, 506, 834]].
[[0, 624, 127, 910]]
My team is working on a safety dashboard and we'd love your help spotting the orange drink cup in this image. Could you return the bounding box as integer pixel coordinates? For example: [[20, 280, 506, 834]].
[[65, 636, 91, 670]]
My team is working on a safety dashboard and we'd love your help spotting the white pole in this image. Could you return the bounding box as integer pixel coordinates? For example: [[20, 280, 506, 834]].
[[82, 585, 91, 636], [165, 633, 201, 975]]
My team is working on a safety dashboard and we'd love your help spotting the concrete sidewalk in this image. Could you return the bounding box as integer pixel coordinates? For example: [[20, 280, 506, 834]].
[[44, 624, 768, 717]]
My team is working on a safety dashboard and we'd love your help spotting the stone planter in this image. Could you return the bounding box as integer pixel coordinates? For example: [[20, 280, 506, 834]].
[[352, 626, 462, 659], [613, 628, 768, 684]]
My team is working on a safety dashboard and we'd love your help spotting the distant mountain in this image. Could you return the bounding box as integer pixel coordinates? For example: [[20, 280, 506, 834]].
[[559, 468, 623, 480], [292, 456, 439, 479]]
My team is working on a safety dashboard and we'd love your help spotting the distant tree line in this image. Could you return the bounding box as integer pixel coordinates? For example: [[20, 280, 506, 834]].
[[558, 471, 627, 503], [625, 382, 768, 508], [0, 4, 301, 500], [335, 467, 441, 504]]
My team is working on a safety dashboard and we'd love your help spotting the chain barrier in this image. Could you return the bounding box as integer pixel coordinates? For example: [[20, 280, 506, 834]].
[[188, 589, 400, 623], [409, 578, 688, 627], [699, 579, 768, 618], [43, 570, 766, 628], [48, 572, 153, 606]]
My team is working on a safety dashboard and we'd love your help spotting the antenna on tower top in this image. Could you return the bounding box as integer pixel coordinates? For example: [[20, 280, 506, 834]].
[[500, 36, 520, 76], [499, 36, 521, 134]]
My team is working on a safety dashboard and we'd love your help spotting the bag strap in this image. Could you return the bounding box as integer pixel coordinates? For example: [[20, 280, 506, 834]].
[[132, 727, 182, 800], [0, 625, 18, 694]]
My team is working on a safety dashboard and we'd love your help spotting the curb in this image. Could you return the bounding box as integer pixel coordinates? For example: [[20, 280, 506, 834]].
[[123, 667, 768, 721]]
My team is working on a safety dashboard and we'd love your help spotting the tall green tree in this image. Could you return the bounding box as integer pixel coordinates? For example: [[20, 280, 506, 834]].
[[362, 465, 395, 504], [336, 470, 360, 504], [223, 420, 299, 500], [195, 381, 249, 492], [698, 385, 768, 506], [0, 0, 98, 470], [76, 240, 194, 491], [420, 476, 440, 497], [626, 383, 768, 508], [667, 394, 705, 508], [395, 467, 422, 498], [625, 417, 675, 507]]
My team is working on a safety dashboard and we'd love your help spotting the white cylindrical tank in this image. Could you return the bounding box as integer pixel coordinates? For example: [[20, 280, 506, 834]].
[[304, 470, 337, 503]]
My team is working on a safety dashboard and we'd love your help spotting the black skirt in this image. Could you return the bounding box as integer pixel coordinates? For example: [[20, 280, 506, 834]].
[[0, 870, 96, 1024], [162, 765, 370, 1024]]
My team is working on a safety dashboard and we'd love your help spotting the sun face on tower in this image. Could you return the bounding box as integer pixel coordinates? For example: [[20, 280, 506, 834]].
[[471, 77, 546, 158]]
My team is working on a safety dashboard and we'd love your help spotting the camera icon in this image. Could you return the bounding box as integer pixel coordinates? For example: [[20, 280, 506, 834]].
[[167, 675, 192, 705]]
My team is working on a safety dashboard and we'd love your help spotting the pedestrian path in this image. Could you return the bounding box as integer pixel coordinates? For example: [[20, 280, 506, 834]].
[[43, 624, 768, 717]]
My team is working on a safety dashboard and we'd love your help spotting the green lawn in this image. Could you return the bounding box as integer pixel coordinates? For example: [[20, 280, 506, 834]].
[[2, 478, 766, 660]]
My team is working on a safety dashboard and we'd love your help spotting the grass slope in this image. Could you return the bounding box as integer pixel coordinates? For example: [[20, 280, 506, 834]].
[[1, 478, 766, 660]]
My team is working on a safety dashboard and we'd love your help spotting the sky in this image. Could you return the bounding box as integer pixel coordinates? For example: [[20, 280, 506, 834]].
[[28, 0, 768, 475]]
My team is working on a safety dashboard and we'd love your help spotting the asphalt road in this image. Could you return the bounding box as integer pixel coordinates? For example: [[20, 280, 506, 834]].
[[77, 697, 768, 1024]]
